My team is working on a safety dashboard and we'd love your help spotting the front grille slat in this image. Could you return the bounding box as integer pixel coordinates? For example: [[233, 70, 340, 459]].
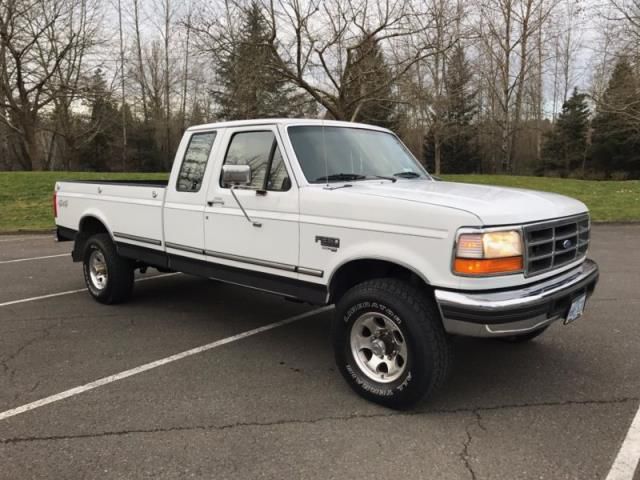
[[524, 214, 590, 277], [528, 252, 554, 261], [528, 238, 553, 247], [555, 231, 579, 241]]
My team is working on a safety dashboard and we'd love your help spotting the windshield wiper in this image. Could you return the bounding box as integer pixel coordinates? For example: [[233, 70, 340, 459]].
[[372, 175, 397, 183], [315, 173, 397, 183], [314, 173, 367, 183], [393, 171, 422, 179]]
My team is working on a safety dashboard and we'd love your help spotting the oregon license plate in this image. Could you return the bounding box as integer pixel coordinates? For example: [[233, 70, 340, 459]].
[[565, 294, 587, 324]]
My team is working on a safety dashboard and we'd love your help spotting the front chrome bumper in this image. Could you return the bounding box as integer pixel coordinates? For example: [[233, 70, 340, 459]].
[[434, 259, 599, 337]]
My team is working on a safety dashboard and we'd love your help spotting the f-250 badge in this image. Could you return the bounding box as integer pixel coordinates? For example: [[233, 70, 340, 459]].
[[315, 236, 340, 252]]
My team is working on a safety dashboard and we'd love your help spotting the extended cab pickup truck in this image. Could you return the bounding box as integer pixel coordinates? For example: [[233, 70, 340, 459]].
[[54, 119, 599, 409]]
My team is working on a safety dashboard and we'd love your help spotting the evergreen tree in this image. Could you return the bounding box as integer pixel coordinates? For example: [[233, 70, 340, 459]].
[[424, 45, 480, 173], [445, 45, 477, 127], [79, 69, 164, 172], [79, 69, 121, 171], [214, 1, 308, 120], [590, 57, 640, 178], [342, 34, 397, 128], [542, 87, 590, 176]]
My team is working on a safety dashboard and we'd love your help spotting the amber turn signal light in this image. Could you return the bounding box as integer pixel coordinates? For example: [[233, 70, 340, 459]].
[[454, 256, 523, 275]]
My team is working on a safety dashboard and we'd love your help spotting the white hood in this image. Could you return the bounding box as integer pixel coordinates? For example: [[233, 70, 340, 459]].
[[344, 180, 588, 225]]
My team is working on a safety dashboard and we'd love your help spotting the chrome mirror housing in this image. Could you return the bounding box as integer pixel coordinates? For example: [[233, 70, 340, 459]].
[[222, 164, 251, 186]]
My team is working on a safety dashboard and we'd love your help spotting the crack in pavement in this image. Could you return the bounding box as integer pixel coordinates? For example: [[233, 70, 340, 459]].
[[461, 427, 477, 480], [459, 410, 487, 480], [0, 328, 50, 378], [0, 396, 636, 445], [0, 328, 50, 403]]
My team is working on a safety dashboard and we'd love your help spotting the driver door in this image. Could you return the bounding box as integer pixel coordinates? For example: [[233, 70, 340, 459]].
[[203, 125, 299, 276]]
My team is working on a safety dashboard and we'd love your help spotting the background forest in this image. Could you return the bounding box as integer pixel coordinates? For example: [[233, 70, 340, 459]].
[[0, 0, 639, 179]]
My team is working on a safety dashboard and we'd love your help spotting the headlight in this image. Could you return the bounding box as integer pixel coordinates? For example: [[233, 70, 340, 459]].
[[454, 230, 523, 276]]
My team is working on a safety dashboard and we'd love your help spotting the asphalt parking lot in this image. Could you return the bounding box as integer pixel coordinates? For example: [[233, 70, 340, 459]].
[[1, 225, 639, 480]]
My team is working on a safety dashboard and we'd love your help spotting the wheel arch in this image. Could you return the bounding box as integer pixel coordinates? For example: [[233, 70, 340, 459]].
[[79, 214, 111, 236], [328, 257, 432, 304], [72, 213, 113, 262]]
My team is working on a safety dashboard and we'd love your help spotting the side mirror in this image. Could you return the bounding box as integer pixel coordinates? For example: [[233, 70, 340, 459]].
[[222, 164, 251, 186]]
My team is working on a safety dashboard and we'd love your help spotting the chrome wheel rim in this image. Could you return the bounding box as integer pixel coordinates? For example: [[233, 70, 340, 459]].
[[89, 249, 108, 290], [349, 312, 408, 383]]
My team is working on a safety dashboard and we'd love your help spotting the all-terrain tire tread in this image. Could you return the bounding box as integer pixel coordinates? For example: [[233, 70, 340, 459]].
[[334, 277, 451, 408]]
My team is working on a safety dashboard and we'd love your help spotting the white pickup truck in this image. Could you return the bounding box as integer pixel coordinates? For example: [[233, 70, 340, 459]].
[[54, 119, 599, 408]]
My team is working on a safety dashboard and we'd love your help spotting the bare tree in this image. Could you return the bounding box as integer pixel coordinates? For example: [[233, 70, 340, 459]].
[[48, 0, 103, 170], [407, 0, 464, 174], [256, 0, 447, 121], [476, 0, 554, 172], [0, 0, 96, 170]]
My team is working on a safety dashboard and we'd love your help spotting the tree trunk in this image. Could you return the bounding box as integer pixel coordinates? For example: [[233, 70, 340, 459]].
[[535, 8, 544, 165], [20, 116, 41, 171], [434, 136, 442, 175], [181, 9, 191, 132], [134, 0, 149, 123], [164, 0, 172, 170], [117, 0, 127, 171], [501, 2, 512, 173], [509, 0, 534, 174]]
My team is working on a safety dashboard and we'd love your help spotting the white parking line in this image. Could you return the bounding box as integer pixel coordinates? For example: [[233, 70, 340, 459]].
[[606, 402, 640, 480], [0, 273, 180, 308], [0, 306, 331, 421], [0, 253, 69, 264]]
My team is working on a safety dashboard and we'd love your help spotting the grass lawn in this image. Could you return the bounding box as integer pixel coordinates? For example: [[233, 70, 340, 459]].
[[0, 172, 638, 233]]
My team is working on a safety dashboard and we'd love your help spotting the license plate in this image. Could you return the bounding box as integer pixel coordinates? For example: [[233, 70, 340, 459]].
[[565, 294, 587, 324]]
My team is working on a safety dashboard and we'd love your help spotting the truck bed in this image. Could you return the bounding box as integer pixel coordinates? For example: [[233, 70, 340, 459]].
[[55, 179, 168, 250]]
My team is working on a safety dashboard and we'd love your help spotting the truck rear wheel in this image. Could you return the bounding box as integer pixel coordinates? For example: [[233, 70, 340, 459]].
[[82, 233, 134, 305], [332, 278, 451, 409]]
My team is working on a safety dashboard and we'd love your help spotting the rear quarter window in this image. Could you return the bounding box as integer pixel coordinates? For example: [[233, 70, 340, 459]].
[[177, 132, 217, 192]]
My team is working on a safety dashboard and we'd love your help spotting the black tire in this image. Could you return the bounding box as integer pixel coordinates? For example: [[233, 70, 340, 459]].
[[332, 278, 451, 409], [82, 233, 134, 305], [499, 326, 548, 343]]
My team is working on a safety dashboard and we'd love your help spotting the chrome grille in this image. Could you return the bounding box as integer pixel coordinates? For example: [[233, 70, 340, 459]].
[[524, 214, 590, 277]]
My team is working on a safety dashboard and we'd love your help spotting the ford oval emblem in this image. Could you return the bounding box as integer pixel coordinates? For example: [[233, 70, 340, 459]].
[[562, 239, 572, 249]]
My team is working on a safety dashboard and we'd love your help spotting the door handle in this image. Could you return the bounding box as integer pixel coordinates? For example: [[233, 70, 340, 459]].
[[207, 198, 224, 207]]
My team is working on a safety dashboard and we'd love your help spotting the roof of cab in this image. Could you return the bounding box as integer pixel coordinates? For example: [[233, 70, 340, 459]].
[[185, 118, 392, 133]]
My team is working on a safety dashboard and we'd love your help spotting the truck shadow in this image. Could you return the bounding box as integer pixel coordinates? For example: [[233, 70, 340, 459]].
[[427, 332, 607, 411]]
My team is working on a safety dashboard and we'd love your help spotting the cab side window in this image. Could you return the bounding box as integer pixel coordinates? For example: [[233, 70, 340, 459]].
[[222, 131, 291, 191], [177, 132, 217, 192]]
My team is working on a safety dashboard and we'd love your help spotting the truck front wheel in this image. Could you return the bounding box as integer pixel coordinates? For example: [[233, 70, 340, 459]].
[[82, 233, 134, 304], [332, 278, 451, 409]]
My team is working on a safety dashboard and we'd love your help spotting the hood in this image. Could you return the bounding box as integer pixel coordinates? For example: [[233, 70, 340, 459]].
[[345, 180, 588, 225]]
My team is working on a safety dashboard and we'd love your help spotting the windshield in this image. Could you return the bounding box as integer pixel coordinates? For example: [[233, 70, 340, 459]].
[[288, 126, 430, 183]]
